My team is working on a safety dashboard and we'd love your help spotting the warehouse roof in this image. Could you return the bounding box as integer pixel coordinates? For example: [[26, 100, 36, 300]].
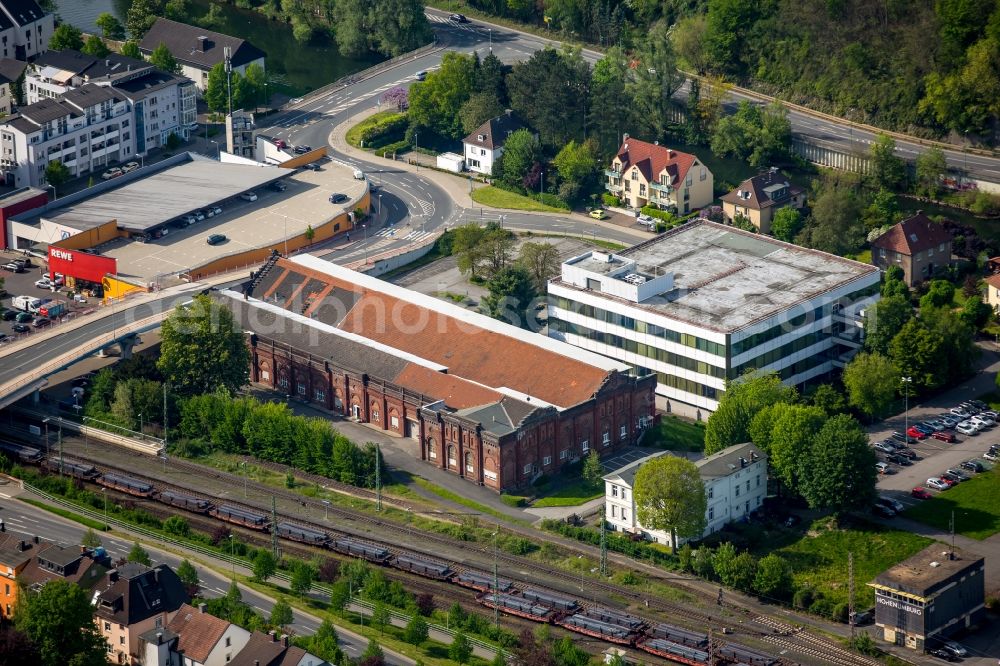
[[873, 545, 984, 598]]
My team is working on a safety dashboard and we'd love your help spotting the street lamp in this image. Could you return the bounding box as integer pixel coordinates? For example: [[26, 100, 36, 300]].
[[488, 28, 492, 52], [322, 500, 330, 520], [138, 413, 143, 439], [209, 139, 221, 160], [42, 417, 50, 458], [377, 193, 382, 218], [361, 223, 368, 264], [901, 376, 912, 444]]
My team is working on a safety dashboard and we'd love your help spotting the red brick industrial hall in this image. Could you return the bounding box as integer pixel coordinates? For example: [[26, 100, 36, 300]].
[[218, 254, 656, 492]]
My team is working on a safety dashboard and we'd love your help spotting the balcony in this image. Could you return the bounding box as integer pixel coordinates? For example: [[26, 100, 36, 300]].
[[604, 169, 622, 179], [650, 182, 672, 194]]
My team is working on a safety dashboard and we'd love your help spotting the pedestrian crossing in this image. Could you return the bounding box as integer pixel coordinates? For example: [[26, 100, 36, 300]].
[[373, 227, 434, 242], [425, 14, 483, 33]]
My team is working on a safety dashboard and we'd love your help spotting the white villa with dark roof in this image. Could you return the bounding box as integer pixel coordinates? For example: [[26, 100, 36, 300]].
[[462, 110, 528, 175], [547, 219, 880, 417], [604, 443, 767, 548]]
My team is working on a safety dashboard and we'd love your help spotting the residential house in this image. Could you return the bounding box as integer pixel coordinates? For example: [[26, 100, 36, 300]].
[[462, 110, 527, 175], [870, 211, 953, 287], [0, 0, 53, 61], [0, 531, 108, 619], [604, 135, 713, 214], [228, 630, 328, 666], [0, 57, 25, 115], [984, 273, 1000, 313], [0, 83, 134, 188], [604, 443, 767, 548], [139, 18, 266, 92], [720, 168, 805, 234], [93, 562, 190, 665], [137, 602, 251, 666], [26, 49, 197, 147]]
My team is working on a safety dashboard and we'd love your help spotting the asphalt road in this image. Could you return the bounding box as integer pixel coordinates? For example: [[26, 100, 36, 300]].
[[0, 485, 402, 664]]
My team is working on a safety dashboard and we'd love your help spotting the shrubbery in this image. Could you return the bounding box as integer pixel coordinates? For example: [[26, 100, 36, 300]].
[[358, 112, 408, 147]]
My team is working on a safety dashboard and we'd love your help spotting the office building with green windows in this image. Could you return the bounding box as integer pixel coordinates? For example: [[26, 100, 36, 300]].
[[547, 220, 880, 417]]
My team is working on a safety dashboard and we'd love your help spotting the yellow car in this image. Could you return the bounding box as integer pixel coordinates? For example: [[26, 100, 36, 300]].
[[589, 208, 609, 220]]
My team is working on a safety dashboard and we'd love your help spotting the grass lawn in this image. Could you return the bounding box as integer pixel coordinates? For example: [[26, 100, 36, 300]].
[[471, 186, 568, 213], [345, 110, 405, 149], [412, 478, 530, 526], [532, 478, 603, 508], [642, 415, 706, 451], [774, 517, 933, 608], [903, 470, 1000, 540]]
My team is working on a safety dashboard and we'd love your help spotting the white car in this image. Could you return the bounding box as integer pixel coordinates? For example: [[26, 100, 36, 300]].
[[951, 407, 971, 418], [956, 421, 979, 435], [876, 462, 892, 475], [926, 477, 949, 491], [971, 414, 995, 428], [240, 192, 258, 202], [101, 167, 122, 180], [984, 451, 999, 462], [34, 278, 51, 289], [185, 122, 199, 131]]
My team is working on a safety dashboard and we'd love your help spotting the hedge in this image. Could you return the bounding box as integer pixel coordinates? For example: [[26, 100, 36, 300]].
[[359, 113, 408, 146]]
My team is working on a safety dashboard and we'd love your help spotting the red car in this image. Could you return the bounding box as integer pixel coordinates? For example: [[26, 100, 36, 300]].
[[906, 426, 928, 440], [932, 431, 957, 443], [937, 476, 957, 488], [911, 487, 933, 500]]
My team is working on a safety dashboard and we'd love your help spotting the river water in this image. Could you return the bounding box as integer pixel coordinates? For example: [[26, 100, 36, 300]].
[[53, 0, 383, 96]]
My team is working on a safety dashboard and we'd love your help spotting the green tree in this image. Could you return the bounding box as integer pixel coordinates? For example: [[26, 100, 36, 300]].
[[864, 294, 913, 355], [407, 51, 476, 140], [449, 632, 473, 664], [590, 46, 632, 155], [81, 35, 110, 58], [704, 0, 759, 76], [49, 23, 83, 51], [959, 294, 992, 329], [459, 91, 505, 135], [862, 188, 902, 231], [797, 176, 866, 255], [769, 207, 803, 242], [403, 614, 428, 645], [81, 528, 102, 548], [672, 15, 710, 73], [705, 371, 797, 454], [920, 280, 955, 310], [481, 265, 537, 327], [176, 559, 200, 594], [692, 545, 714, 578], [14, 579, 108, 666], [305, 620, 342, 664], [476, 51, 507, 101], [730, 551, 757, 592], [270, 599, 294, 629], [127, 541, 151, 565], [251, 550, 277, 583], [843, 353, 901, 419], [868, 134, 906, 191], [633, 456, 707, 553], [158, 294, 250, 397], [582, 449, 603, 488], [799, 414, 878, 513], [362, 639, 384, 663], [769, 405, 826, 495], [126, 0, 160, 39], [507, 47, 589, 149], [44, 161, 71, 193], [915, 147, 947, 199], [518, 241, 560, 293], [498, 128, 540, 187], [243, 62, 268, 109], [96, 12, 126, 40], [120, 40, 142, 59], [163, 515, 190, 537], [204, 62, 230, 113], [889, 318, 945, 392], [747, 402, 790, 456], [711, 542, 738, 586], [552, 139, 599, 203], [452, 223, 488, 279], [370, 602, 390, 635], [810, 384, 847, 415], [290, 561, 316, 595], [149, 43, 179, 73], [753, 553, 793, 599], [330, 0, 432, 58], [627, 23, 685, 140]]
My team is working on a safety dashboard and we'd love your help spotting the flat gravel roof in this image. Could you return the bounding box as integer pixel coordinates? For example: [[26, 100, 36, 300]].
[[44, 157, 286, 232]]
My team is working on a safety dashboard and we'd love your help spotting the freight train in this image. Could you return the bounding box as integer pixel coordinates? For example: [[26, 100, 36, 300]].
[[12, 450, 782, 666]]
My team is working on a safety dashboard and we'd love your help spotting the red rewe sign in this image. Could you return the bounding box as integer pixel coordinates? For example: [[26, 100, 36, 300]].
[[47, 246, 117, 284]]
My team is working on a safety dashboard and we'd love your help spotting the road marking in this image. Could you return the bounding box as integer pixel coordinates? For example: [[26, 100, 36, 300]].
[[0, 492, 10, 499]]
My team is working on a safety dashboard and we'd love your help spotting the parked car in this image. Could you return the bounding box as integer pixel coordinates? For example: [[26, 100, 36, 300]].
[[906, 426, 928, 440], [11, 323, 29, 333], [932, 431, 957, 443], [912, 423, 935, 435], [101, 167, 122, 180], [943, 468, 969, 482], [293, 145, 311, 154], [206, 234, 227, 246], [875, 462, 892, 475], [938, 476, 958, 488], [15, 312, 32, 323], [911, 486, 933, 500], [181, 214, 197, 226], [193, 210, 206, 222], [984, 450, 1000, 462], [329, 193, 348, 204], [31, 317, 50, 328], [894, 447, 916, 459], [982, 409, 999, 419], [872, 504, 895, 518], [972, 414, 995, 428], [270, 181, 287, 192], [0, 310, 16, 321], [877, 496, 905, 513], [956, 421, 978, 435], [961, 459, 985, 473], [201, 207, 215, 218], [240, 191, 258, 202], [303, 162, 320, 171], [874, 441, 896, 454], [211, 205, 222, 216], [938, 414, 959, 428], [34, 278, 51, 289], [449, 13, 469, 22], [185, 122, 199, 131], [937, 641, 968, 658], [637, 214, 657, 229], [969, 400, 988, 411], [960, 401, 982, 414], [920, 420, 945, 432], [589, 208, 609, 220], [2, 262, 24, 272], [930, 648, 960, 662], [887, 453, 912, 466], [926, 477, 950, 491], [891, 431, 918, 444], [951, 407, 972, 418], [122, 161, 139, 173]]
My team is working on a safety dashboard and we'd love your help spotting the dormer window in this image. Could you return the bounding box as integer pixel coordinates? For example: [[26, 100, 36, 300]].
[[477, 134, 485, 141]]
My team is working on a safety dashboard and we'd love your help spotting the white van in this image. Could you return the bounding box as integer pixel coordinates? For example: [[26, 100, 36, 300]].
[[352, 169, 365, 180], [12, 295, 42, 312]]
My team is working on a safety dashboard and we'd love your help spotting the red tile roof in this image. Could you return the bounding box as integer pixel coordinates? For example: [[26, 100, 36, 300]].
[[167, 603, 232, 664], [871, 212, 952, 256], [613, 137, 697, 186], [984, 273, 1000, 290], [393, 364, 504, 409]]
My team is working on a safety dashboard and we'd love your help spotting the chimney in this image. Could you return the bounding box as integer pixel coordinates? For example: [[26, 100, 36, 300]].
[[739, 457, 747, 468], [199, 603, 207, 614], [916, 209, 924, 216], [33, 535, 39, 544], [654, 140, 658, 146], [80, 545, 87, 553], [156, 632, 163, 645], [281, 634, 289, 647], [197, 36, 207, 52], [109, 570, 119, 582], [268, 630, 277, 642], [504, 108, 512, 117]]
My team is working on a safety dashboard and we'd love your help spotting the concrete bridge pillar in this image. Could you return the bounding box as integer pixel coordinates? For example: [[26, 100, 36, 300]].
[[119, 334, 138, 360], [32, 389, 40, 405]]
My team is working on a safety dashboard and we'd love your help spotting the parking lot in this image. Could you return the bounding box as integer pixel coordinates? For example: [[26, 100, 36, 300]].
[[0, 253, 92, 345], [102, 161, 367, 281]]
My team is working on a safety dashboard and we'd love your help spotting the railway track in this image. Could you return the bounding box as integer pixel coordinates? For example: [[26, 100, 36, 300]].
[[50, 446, 883, 666]]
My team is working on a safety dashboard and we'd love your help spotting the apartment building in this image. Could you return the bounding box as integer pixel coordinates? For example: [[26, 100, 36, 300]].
[[604, 135, 713, 214], [0, 0, 52, 61], [547, 219, 880, 416], [604, 443, 767, 548], [0, 57, 24, 114], [0, 83, 133, 187]]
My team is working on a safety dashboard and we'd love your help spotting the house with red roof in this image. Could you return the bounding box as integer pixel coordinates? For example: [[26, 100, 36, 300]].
[[605, 135, 713, 214], [870, 211, 952, 287]]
